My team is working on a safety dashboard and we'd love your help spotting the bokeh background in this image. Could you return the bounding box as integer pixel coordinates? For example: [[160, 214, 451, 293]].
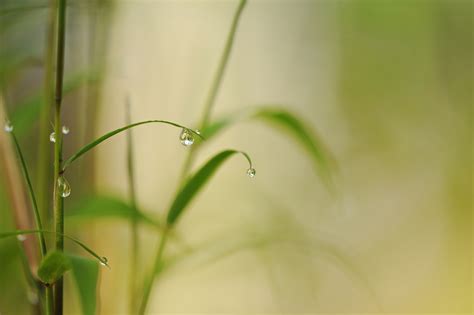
[[0, 0, 472, 314]]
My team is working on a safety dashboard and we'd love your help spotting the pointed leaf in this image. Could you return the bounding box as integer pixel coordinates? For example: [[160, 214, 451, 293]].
[[62, 120, 203, 171], [37, 251, 71, 284], [67, 254, 99, 315], [167, 150, 253, 225]]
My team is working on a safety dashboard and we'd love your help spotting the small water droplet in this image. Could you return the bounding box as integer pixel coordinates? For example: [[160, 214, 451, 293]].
[[4, 121, 13, 133], [62, 125, 70, 135], [247, 168, 256, 178], [27, 291, 39, 305], [100, 256, 108, 266], [57, 176, 71, 198], [195, 129, 201, 135], [49, 132, 56, 143], [179, 128, 194, 147], [16, 234, 26, 242]]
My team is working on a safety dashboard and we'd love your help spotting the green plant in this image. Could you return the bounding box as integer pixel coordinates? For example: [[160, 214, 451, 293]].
[[0, 0, 336, 314]]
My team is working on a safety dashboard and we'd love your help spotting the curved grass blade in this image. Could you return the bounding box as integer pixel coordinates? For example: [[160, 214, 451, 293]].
[[202, 106, 336, 185], [38, 251, 71, 284], [0, 230, 109, 267], [62, 120, 203, 172], [9, 132, 47, 256], [66, 195, 160, 228], [67, 254, 99, 315], [167, 150, 253, 225]]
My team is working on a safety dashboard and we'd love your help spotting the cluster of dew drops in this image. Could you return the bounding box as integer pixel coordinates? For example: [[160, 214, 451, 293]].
[[179, 127, 256, 178]]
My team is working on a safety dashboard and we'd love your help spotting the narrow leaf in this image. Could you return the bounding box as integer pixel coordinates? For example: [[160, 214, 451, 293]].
[[37, 251, 71, 284], [167, 150, 252, 225], [0, 230, 108, 266], [67, 254, 99, 315], [62, 120, 203, 172], [66, 195, 160, 228]]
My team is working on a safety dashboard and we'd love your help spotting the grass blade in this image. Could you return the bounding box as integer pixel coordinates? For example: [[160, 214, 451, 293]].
[[62, 120, 203, 172], [0, 230, 109, 267], [67, 254, 99, 315], [38, 251, 71, 284], [167, 149, 253, 225]]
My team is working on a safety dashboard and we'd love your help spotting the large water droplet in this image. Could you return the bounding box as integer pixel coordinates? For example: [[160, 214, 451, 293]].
[[100, 256, 108, 266], [16, 234, 26, 242], [179, 128, 194, 147], [49, 132, 56, 143], [4, 121, 13, 133], [246, 168, 256, 178], [57, 176, 71, 198], [62, 125, 70, 135]]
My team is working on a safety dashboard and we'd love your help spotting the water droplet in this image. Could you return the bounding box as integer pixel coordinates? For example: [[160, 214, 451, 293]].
[[61, 125, 70, 135], [247, 168, 256, 178], [49, 132, 56, 143], [4, 121, 13, 133], [57, 176, 71, 198], [16, 234, 26, 242], [27, 291, 39, 305], [195, 129, 201, 135], [100, 256, 108, 266], [179, 128, 194, 147]]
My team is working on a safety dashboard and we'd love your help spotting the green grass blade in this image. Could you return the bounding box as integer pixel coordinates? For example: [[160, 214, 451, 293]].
[[67, 254, 99, 315], [37, 251, 72, 284], [66, 195, 160, 228], [202, 106, 336, 185], [62, 120, 203, 172], [0, 230, 108, 267], [167, 150, 253, 225], [9, 132, 47, 256]]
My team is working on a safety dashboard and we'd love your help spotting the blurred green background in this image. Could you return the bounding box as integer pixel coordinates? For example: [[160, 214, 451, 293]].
[[0, 0, 472, 314]]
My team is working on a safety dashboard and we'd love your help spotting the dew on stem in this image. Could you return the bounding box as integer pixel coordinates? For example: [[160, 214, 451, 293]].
[[99, 256, 108, 266], [49, 132, 56, 143], [4, 120, 13, 132], [57, 176, 71, 198], [179, 128, 194, 147], [61, 125, 69, 135], [16, 234, 27, 242], [246, 168, 256, 178]]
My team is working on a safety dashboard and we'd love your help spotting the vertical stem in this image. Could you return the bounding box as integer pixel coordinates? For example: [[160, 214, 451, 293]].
[[126, 99, 139, 313], [138, 228, 169, 315], [37, 0, 57, 226], [53, 0, 67, 314]]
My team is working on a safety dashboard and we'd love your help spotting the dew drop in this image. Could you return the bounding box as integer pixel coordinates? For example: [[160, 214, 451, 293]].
[[61, 125, 70, 135], [16, 234, 27, 242], [179, 128, 194, 147], [4, 121, 13, 133], [57, 176, 71, 198], [100, 256, 108, 266], [27, 290, 39, 305], [246, 168, 256, 178], [195, 129, 201, 135], [49, 132, 56, 143]]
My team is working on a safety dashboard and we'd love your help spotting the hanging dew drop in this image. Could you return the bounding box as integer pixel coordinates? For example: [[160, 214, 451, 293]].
[[49, 132, 56, 143], [179, 128, 194, 147], [62, 125, 70, 135], [100, 256, 108, 266], [16, 234, 26, 242], [246, 168, 256, 178], [57, 176, 71, 198], [4, 121, 13, 133]]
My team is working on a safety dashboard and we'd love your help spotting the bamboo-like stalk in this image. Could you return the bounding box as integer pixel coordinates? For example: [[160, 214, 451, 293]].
[[139, 1, 247, 313], [53, 0, 67, 314]]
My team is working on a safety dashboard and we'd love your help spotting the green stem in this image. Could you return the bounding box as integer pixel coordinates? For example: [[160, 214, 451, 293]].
[[53, 0, 67, 314], [138, 228, 169, 315], [126, 99, 139, 313], [37, 0, 57, 228]]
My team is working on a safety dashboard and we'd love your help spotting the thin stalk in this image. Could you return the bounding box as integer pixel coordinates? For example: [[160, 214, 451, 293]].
[[180, 0, 247, 179], [126, 99, 139, 313], [138, 228, 169, 315], [138, 1, 248, 313], [53, 0, 67, 314], [37, 0, 57, 226]]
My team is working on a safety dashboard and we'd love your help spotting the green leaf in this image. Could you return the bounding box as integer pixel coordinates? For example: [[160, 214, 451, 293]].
[[167, 150, 252, 225], [66, 195, 160, 228], [37, 251, 71, 284], [202, 107, 336, 185], [62, 120, 203, 172], [67, 254, 99, 315], [0, 230, 108, 267]]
